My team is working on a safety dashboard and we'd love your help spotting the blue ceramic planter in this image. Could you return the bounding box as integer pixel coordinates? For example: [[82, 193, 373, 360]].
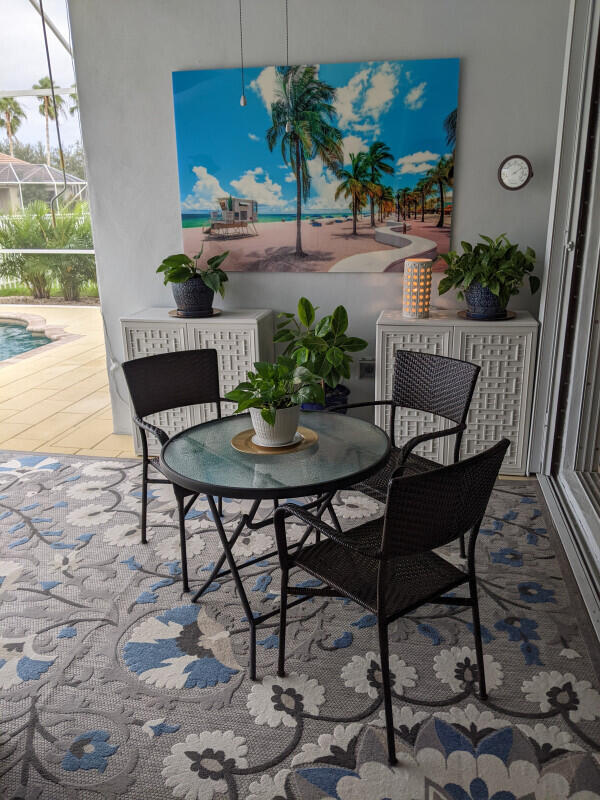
[[171, 276, 214, 318], [464, 282, 507, 320], [301, 383, 350, 413]]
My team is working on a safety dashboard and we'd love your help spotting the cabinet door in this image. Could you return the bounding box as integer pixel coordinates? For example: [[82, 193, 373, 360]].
[[454, 326, 535, 474], [188, 324, 256, 422], [376, 326, 452, 462], [122, 322, 193, 454]]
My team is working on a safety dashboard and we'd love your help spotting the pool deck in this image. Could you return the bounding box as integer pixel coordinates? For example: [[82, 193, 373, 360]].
[[0, 304, 136, 457]]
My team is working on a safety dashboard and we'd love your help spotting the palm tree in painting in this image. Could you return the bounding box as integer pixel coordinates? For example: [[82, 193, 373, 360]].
[[444, 108, 457, 149], [33, 77, 66, 166], [0, 98, 26, 157], [364, 141, 394, 227], [396, 189, 402, 222], [377, 185, 395, 222], [335, 152, 368, 235], [415, 176, 434, 222], [400, 187, 410, 220], [267, 66, 343, 258], [427, 156, 451, 228]]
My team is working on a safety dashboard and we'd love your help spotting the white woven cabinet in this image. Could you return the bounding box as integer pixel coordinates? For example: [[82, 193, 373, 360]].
[[375, 310, 538, 474], [121, 308, 273, 455]]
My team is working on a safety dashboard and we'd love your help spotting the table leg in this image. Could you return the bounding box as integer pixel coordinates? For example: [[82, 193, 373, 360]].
[[193, 492, 335, 681]]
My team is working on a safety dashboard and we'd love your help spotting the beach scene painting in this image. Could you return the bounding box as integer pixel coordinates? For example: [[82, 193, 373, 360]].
[[172, 58, 459, 272]]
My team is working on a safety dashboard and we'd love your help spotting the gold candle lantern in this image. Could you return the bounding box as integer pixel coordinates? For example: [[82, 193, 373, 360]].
[[403, 258, 433, 318]]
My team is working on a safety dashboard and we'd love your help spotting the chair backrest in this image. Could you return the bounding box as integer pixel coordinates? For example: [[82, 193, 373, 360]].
[[122, 349, 220, 419], [381, 438, 510, 559], [391, 350, 480, 424]]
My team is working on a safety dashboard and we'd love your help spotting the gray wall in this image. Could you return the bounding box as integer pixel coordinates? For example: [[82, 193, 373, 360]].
[[67, 0, 569, 433]]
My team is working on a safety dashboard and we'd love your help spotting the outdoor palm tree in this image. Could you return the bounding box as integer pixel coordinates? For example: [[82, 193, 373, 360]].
[[267, 66, 343, 258], [335, 152, 368, 235], [364, 141, 394, 227], [427, 156, 451, 228], [0, 98, 26, 157], [33, 77, 65, 166]]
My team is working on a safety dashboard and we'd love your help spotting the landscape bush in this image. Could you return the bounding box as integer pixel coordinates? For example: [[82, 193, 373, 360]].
[[0, 201, 96, 300]]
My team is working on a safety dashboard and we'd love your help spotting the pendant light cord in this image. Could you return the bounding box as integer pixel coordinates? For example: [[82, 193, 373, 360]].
[[285, 0, 289, 67], [239, 0, 245, 101]]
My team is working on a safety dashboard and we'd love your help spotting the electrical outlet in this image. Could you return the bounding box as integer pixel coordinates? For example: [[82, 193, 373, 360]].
[[359, 359, 376, 379]]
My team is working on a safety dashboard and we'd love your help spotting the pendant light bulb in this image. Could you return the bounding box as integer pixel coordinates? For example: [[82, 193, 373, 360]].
[[240, 94, 247, 107]]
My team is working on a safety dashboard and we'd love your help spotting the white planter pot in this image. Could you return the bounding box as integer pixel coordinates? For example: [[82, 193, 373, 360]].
[[250, 405, 300, 446]]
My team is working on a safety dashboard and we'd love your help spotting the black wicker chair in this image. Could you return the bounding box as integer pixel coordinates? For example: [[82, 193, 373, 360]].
[[333, 349, 480, 557], [274, 438, 509, 765], [122, 349, 224, 593]]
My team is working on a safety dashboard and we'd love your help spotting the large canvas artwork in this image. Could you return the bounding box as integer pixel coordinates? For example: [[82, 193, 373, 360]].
[[172, 58, 459, 272]]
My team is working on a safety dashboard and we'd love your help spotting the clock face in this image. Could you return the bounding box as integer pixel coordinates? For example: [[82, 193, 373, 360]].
[[498, 156, 533, 190]]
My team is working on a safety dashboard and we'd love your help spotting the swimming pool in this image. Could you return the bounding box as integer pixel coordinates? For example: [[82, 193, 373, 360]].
[[0, 322, 51, 361]]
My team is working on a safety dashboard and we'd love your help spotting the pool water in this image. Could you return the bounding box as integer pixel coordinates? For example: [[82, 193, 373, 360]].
[[0, 322, 51, 361]]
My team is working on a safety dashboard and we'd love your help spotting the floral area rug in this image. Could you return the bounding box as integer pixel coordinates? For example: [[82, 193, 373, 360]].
[[1, 451, 600, 800]]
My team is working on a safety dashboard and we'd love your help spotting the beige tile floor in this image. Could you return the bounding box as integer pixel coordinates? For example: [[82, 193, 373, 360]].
[[0, 304, 136, 457]]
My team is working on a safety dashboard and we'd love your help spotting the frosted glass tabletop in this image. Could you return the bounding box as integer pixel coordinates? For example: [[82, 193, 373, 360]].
[[160, 411, 390, 499]]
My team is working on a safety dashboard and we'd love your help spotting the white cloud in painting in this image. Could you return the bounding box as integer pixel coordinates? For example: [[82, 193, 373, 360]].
[[248, 133, 260, 141], [342, 134, 368, 163], [362, 61, 401, 120], [249, 66, 279, 110], [304, 158, 347, 211], [181, 165, 226, 210], [335, 68, 370, 128], [335, 62, 401, 138], [396, 150, 439, 175], [230, 166, 284, 206], [352, 121, 381, 137], [284, 172, 296, 183], [404, 81, 427, 110]]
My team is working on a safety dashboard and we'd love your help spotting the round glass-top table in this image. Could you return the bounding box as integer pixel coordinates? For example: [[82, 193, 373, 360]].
[[160, 411, 389, 679], [160, 410, 390, 500]]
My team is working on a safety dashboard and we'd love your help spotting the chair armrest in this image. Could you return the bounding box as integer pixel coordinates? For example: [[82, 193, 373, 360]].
[[274, 504, 382, 560], [326, 400, 394, 413], [392, 423, 465, 478], [134, 415, 169, 446]]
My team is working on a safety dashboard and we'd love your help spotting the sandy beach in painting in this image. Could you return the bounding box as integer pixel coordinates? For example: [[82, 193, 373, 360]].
[[183, 215, 451, 273]]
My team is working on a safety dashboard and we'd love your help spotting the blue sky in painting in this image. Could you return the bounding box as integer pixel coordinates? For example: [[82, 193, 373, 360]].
[[172, 58, 458, 214]]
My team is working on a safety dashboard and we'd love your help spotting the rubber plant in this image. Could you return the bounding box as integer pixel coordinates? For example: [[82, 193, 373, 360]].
[[273, 297, 367, 389]]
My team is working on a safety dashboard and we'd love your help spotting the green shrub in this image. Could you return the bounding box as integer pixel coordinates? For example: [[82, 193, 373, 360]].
[[0, 201, 96, 300]]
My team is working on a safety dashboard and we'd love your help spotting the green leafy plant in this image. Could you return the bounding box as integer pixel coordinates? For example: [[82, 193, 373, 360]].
[[156, 246, 229, 297], [225, 356, 325, 425], [0, 201, 96, 299], [273, 297, 367, 389], [438, 234, 540, 308]]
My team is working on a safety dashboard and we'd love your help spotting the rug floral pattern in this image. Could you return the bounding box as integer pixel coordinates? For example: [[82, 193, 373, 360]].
[[1, 452, 600, 799]]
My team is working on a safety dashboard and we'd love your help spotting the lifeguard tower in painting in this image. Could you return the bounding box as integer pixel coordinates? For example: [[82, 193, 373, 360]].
[[207, 196, 258, 237]]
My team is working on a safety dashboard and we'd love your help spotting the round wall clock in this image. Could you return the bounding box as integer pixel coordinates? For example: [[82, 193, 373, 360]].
[[498, 155, 533, 190]]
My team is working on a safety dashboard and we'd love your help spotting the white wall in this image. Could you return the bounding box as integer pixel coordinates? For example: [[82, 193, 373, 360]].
[[67, 0, 569, 433]]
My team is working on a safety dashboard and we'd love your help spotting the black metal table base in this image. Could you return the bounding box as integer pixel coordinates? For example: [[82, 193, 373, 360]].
[[191, 492, 338, 680]]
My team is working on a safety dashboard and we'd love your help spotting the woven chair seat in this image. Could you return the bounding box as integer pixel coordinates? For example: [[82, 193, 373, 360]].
[[353, 446, 441, 503], [292, 536, 468, 617]]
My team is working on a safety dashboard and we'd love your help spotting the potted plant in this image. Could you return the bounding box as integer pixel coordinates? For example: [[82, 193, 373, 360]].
[[273, 298, 368, 410], [438, 234, 540, 320], [156, 246, 229, 317], [225, 356, 325, 446]]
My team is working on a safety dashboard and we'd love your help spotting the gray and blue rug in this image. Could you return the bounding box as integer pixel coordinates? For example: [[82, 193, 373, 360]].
[[1, 451, 600, 800]]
